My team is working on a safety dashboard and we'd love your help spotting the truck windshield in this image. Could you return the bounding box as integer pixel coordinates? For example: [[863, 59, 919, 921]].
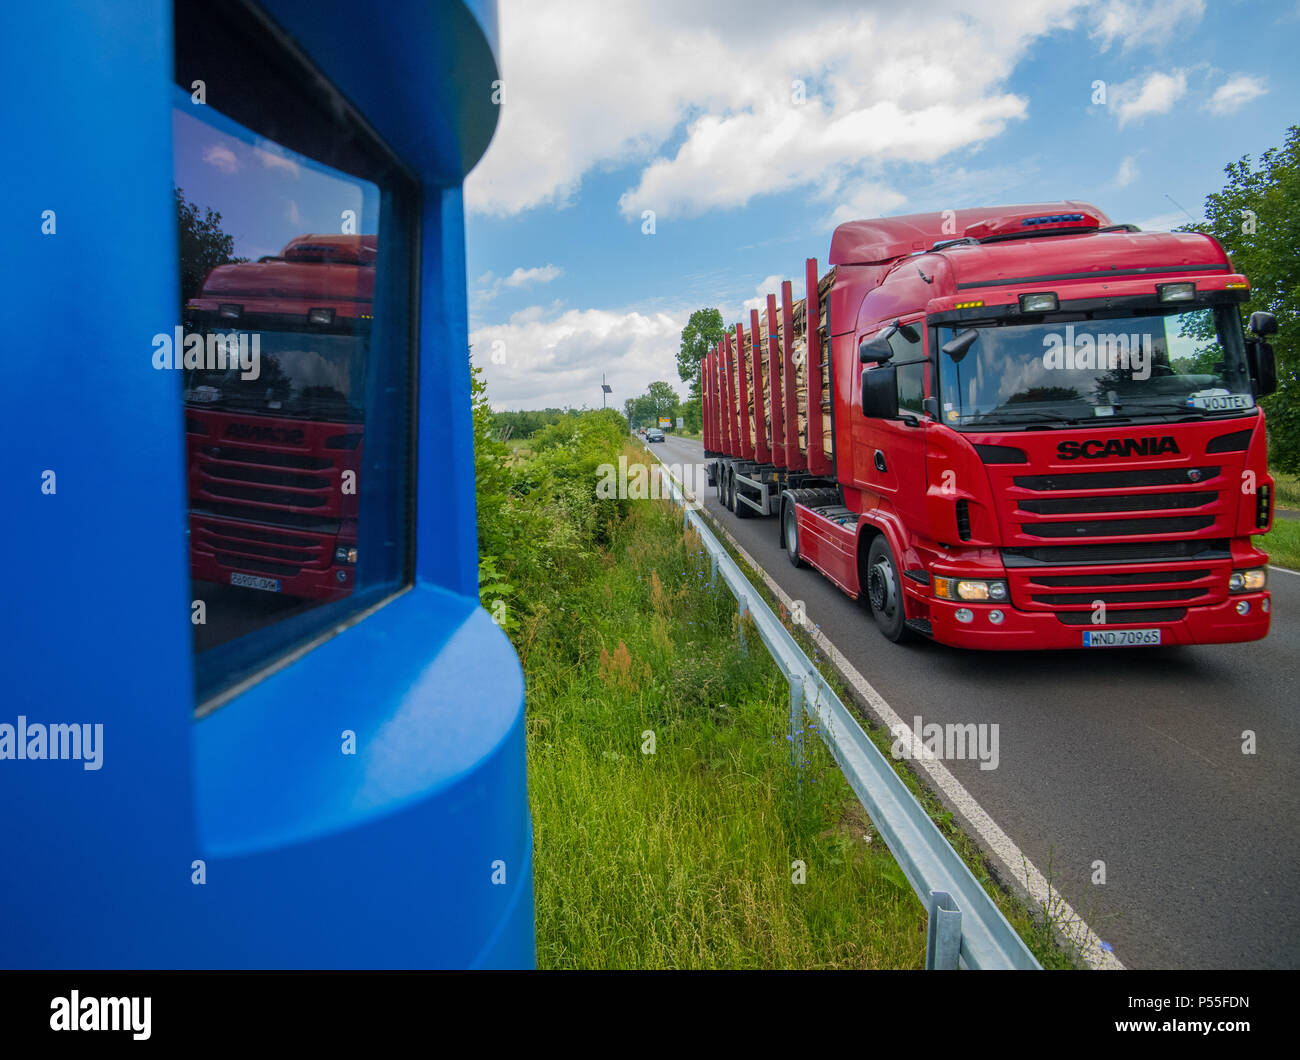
[[935, 305, 1254, 429], [183, 326, 368, 422]]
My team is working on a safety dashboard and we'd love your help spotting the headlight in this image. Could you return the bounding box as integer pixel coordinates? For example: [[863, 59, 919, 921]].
[[1229, 568, 1266, 592], [335, 546, 358, 565], [934, 577, 1008, 602]]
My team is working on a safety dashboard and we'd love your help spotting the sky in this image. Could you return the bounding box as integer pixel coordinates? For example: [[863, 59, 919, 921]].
[[466, 0, 1299, 413], [173, 89, 379, 263]]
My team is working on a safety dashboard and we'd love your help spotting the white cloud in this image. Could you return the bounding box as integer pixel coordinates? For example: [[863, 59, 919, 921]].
[[1112, 70, 1187, 127], [1205, 74, 1267, 115], [254, 144, 301, 178], [1089, 0, 1204, 51], [502, 264, 563, 289], [474, 263, 565, 308], [202, 144, 238, 174], [742, 275, 788, 314], [1115, 155, 1139, 187], [471, 304, 684, 409], [286, 199, 301, 225], [469, 0, 1085, 221]]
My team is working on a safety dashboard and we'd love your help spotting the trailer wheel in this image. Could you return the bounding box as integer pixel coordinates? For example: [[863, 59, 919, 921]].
[[865, 536, 913, 643], [783, 501, 805, 568]]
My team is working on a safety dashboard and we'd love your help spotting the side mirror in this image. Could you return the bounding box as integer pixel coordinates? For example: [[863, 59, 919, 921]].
[[861, 365, 899, 419], [1246, 337, 1277, 398], [860, 336, 893, 364], [1249, 311, 1278, 337], [942, 328, 979, 363]]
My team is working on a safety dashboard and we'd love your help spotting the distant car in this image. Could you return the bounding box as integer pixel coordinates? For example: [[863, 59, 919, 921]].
[[646, 427, 665, 442]]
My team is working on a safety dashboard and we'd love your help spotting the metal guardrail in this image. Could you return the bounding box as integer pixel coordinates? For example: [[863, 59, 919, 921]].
[[644, 443, 1041, 970]]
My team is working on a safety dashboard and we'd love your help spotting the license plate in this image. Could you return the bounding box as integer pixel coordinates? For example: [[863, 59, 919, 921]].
[[230, 572, 280, 593], [1083, 628, 1161, 647]]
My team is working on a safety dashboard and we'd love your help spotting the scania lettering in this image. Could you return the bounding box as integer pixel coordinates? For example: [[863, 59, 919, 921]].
[[1057, 437, 1181, 460], [699, 203, 1276, 649]]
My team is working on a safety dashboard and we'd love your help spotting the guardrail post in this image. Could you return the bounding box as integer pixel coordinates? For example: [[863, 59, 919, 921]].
[[926, 891, 962, 970], [709, 552, 718, 587], [737, 594, 749, 653], [788, 675, 805, 769]]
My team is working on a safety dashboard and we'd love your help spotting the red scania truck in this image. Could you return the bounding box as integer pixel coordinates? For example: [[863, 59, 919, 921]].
[[183, 233, 374, 601], [701, 203, 1278, 648]]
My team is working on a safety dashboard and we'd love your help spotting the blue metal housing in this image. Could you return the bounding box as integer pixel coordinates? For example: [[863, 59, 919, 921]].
[[0, 0, 533, 968]]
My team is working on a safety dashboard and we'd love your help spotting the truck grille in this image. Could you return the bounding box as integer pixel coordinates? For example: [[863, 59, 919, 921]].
[[1009, 465, 1224, 541], [196, 519, 331, 579], [1021, 514, 1215, 538], [1003, 540, 1229, 565], [1055, 608, 1187, 625], [1014, 466, 1220, 490], [194, 444, 339, 516], [1005, 541, 1228, 614], [1018, 491, 1216, 515]]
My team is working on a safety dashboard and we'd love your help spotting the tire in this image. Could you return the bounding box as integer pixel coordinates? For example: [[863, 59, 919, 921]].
[[784, 500, 806, 568], [865, 535, 913, 643]]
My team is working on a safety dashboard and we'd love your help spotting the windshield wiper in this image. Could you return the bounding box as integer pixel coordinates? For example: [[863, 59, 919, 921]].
[[1117, 400, 1253, 418], [969, 409, 1081, 428]]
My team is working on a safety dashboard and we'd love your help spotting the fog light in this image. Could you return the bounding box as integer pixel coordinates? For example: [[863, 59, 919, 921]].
[[1019, 292, 1058, 313], [336, 569, 348, 583], [955, 608, 974, 623], [989, 609, 1005, 624], [1235, 600, 1250, 615]]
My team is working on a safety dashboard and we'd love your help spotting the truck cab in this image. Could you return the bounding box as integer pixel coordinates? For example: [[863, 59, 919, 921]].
[[834, 206, 1275, 648]]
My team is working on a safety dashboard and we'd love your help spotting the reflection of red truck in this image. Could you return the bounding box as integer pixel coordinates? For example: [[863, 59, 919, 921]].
[[703, 203, 1278, 649], [184, 233, 374, 600]]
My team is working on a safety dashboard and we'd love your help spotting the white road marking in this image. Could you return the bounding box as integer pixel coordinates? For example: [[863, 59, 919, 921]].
[[651, 436, 1125, 970]]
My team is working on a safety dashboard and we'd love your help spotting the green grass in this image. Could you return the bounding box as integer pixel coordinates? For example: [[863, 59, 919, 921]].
[[684, 505, 1089, 969], [523, 496, 932, 968], [1262, 518, 1300, 570], [1271, 468, 1300, 512]]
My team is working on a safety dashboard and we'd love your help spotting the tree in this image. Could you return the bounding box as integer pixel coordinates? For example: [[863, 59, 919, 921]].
[[645, 380, 679, 422], [678, 308, 722, 436], [678, 307, 724, 394], [176, 187, 246, 314], [1179, 125, 1300, 471]]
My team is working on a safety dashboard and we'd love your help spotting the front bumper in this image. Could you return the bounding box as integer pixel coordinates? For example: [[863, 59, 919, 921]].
[[923, 592, 1271, 649]]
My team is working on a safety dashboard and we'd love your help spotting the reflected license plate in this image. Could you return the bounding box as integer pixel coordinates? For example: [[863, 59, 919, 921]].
[[230, 572, 280, 593]]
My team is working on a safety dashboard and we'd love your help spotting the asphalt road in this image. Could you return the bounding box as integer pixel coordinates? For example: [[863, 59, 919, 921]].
[[653, 433, 1299, 970]]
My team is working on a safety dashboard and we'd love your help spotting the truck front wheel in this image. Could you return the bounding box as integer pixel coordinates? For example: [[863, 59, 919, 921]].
[[784, 501, 805, 568], [865, 536, 913, 643]]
